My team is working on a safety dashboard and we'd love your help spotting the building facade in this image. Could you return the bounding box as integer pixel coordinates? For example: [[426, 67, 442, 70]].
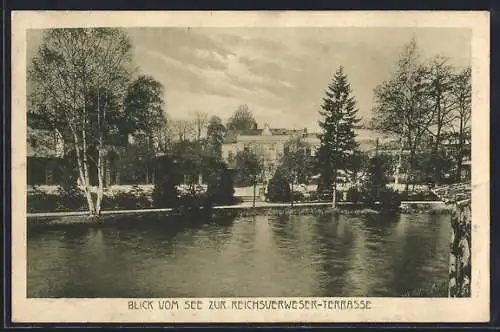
[[221, 124, 397, 182], [27, 125, 156, 188], [27, 127, 66, 185]]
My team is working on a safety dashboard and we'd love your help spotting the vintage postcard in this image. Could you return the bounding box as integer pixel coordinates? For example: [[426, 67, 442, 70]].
[[11, 11, 490, 323]]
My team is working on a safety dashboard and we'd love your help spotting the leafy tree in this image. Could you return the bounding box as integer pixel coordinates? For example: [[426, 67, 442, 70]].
[[206, 115, 226, 160], [363, 154, 392, 201], [123, 75, 168, 152], [317, 66, 361, 207], [362, 153, 402, 213], [206, 158, 235, 205], [152, 155, 181, 208], [414, 148, 454, 185], [266, 167, 291, 203], [122, 75, 167, 183], [280, 136, 311, 206], [346, 150, 369, 185], [372, 37, 434, 193], [28, 28, 133, 215], [227, 104, 257, 131], [234, 150, 263, 207], [171, 140, 206, 195]]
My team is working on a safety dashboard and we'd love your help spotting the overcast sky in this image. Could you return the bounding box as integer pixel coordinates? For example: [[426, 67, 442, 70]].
[[27, 27, 471, 132]]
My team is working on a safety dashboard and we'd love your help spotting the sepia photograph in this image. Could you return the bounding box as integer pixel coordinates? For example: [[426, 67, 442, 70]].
[[11, 11, 490, 323]]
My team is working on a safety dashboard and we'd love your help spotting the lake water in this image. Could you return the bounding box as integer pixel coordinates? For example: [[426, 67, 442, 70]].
[[27, 212, 451, 298]]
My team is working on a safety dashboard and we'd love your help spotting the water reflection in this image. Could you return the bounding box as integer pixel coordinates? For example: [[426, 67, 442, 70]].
[[27, 212, 451, 298]]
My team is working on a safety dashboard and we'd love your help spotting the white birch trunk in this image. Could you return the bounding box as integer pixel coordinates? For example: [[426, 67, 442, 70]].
[[95, 136, 104, 215], [72, 129, 95, 215], [81, 126, 96, 215], [332, 180, 337, 209], [394, 136, 404, 186]]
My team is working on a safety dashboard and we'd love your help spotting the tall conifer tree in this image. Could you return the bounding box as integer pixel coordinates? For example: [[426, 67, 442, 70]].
[[317, 66, 360, 207]]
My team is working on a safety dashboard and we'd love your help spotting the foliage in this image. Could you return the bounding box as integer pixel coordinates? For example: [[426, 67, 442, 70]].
[[27, 189, 87, 213], [123, 75, 168, 152], [317, 66, 361, 190], [413, 148, 454, 185], [102, 185, 151, 210], [226, 104, 257, 131], [372, 37, 434, 192], [28, 28, 138, 215], [233, 150, 263, 187], [291, 191, 305, 202], [345, 151, 369, 184], [376, 187, 402, 214], [171, 140, 207, 193], [358, 153, 402, 213], [448, 68, 472, 182], [205, 158, 235, 205], [266, 167, 291, 202], [372, 37, 472, 188], [28, 185, 152, 212], [363, 154, 392, 199], [151, 155, 181, 208], [206, 115, 226, 160], [281, 137, 313, 185], [346, 187, 364, 203]]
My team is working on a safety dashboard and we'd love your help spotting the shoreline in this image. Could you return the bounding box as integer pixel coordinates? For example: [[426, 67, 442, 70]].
[[26, 200, 450, 227]]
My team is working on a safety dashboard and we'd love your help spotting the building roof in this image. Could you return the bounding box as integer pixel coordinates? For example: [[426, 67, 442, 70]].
[[223, 127, 314, 144], [222, 126, 399, 150]]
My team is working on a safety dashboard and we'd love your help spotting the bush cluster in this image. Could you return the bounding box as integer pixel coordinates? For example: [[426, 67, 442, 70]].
[[28, 185, 153, 213], [152, 155, 236, 210]]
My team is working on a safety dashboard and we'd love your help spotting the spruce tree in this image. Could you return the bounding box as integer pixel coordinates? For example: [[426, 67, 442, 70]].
[[317, 66, 360, 207]]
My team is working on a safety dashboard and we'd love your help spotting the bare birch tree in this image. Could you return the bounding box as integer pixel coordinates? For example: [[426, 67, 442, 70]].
[[423, 55, 457, 185], [191, 111, 209, 142], [372, 36, 434, 194], [28, 28, 133, 215], [170, 119, 196, 142], [448, 67, 472, 181]]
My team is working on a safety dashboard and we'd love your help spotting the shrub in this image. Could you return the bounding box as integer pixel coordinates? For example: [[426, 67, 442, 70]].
[[346, 187, 363, 203], [102, 185, 151, 210], [267, 168, 291, 202], [377, 187, 402, 214], [27, 189, 87, 213], [152, 155, 182, 208], [291, 191, 305, 202], [152, 177, 180, 208], [206, 160, 235, 205], [306, 190, 318, 202]]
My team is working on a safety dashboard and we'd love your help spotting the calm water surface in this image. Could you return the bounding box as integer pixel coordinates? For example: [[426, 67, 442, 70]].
[[28, 213, 451, 297]]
